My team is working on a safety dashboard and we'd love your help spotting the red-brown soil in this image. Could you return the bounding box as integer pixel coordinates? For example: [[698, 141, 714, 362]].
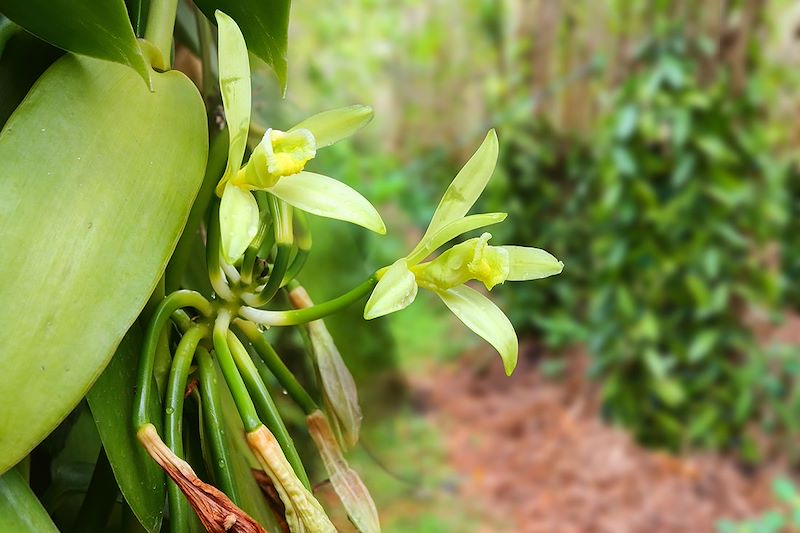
[[412, 345, 784, 533]]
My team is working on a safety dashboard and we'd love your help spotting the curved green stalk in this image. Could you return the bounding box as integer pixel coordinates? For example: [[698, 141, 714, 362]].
[[212, 310, 260, 432], [233, 319, 318, 415], [241, 209, 273, 286], [240, 275, 378, 326], [196, 347, 239, 502], [134, 290, 213, 429], [255, 243, 291, 305], [226, 331, 311, 489], [144, 0, 179, 70], [164, 326, 207, 533]]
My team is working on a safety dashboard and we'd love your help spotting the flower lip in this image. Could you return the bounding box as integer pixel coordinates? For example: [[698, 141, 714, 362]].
[[263, 128, 317, 179]]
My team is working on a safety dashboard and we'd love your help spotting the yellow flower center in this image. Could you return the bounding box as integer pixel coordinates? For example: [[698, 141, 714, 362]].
[[234, 128, 317, 189]]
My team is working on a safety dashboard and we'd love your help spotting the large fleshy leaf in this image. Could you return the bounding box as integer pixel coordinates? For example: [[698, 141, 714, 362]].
[[0, 0, 150, 85], [406, 212, 507, 266], [502, 245, 564, 281], [363, 259, 418, 320], [436, 285, 518, 375], [289, 105, 374, 149], [418, 130, 498, 244], [0, 469, 58, 532], [214, 10, 251, 195], [194, 0, 290, 91], [87, 324, 166, 533], [269, 171, 386, 235], [0, 25, 62, 129], [0, 55, 207, 473]]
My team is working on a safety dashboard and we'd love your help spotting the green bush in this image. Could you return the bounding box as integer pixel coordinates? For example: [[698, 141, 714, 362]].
[[588, 36, 787, 450]]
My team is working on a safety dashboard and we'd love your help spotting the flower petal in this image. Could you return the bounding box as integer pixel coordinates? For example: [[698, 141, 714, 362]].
[[289, 105, 374, 148], [307, 411, 381, 533], [288, 287, 362, 449], [406, 212, 507, 266], [363, 259, 418, 320], [219, 183, 259, 263], [436, 285, 518, 375], [419, 130, 498, 245], [268, 171, 386, 234], [501, 246, 564, 280], [215, 10, 252, 196]]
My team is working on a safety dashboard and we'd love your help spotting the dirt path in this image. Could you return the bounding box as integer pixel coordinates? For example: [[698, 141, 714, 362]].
[[412, 345, 781, 533]]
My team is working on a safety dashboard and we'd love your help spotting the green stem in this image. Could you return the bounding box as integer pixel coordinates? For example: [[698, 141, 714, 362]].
[[253, 244, 291, 306], [166, 130, 228, 293], [164, 327, 206, 533], [195, 6, 216, 103], [134, 290, 213, 429], [226, 331, 311, 489], [240, 275, 378, 326], [241, 210, 273, 286], [196, 347, 239, 502], [144, 0, 179, 70], [212, 310, 260, 432], [233, 319, 318, 415], [69, 448, 117, 533]]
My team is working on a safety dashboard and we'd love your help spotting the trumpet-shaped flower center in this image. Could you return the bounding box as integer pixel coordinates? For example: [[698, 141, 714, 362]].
[[234, 128, 317, 189], [413, 233, 509, 291]]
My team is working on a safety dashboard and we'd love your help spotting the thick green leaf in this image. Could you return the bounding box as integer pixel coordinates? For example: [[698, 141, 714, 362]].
[[0, 469, 58, 532], [193, 0, 290, 91], [0, 0, 150, 85], [87, 324, 166, 533], [0, 28, 63, 129], [0, 55, 207, 473]]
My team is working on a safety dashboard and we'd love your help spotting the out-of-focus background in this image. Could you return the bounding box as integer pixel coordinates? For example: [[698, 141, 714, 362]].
[[254, 1, 800, 531]]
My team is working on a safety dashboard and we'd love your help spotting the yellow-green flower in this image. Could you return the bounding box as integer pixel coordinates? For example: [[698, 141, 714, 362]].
[[363, 130, 564, 375], [214, 11, 385, 263]]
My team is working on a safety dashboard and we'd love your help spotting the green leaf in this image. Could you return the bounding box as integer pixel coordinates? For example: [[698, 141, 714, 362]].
[[0, 0, 151, 85], [87, 324, 166, 533], [0, 469, 58, 532], [0, 55, 207, 473], [194, 0, 290, 91], [0, 26, 63, 129]]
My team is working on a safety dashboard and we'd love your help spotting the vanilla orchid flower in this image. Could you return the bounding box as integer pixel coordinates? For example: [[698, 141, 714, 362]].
[[214, 11, 385, 263], [363, 130, 564, 375]]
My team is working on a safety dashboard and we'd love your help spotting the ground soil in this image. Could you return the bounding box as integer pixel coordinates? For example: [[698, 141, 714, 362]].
[[412, 344, 786, 533]]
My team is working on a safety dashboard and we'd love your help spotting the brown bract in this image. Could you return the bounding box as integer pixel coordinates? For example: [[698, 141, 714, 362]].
[[137, 424, 268, 533]]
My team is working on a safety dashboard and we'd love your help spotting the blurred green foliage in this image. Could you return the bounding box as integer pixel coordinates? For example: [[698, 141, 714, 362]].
[[589, 34, 787, 450], [717, 478, 800, 533]]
